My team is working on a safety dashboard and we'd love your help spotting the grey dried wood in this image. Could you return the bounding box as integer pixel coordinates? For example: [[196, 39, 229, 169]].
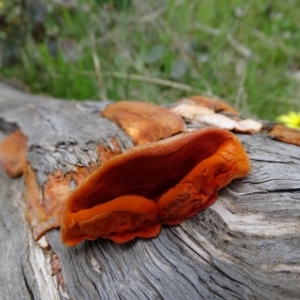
[[0, 83, 300, 300]]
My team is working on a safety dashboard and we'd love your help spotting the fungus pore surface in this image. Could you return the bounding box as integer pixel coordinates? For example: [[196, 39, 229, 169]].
[[61, 128, 250, 246]]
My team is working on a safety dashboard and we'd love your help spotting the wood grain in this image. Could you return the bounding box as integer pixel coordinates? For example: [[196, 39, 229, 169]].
[[0, 83, 300, 299]]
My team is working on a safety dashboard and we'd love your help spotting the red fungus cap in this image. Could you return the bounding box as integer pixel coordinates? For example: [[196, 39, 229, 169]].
[[61, 128, 250, 246]]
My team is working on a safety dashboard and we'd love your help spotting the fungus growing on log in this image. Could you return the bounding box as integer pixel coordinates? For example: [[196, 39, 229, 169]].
[[24, 164, 73, 240], [268, 124, 300, 146], [171, 101, 263, 133], [25, 140, 124, 241], [102, 101, 186, 145], [61, 128, 250, 246], [0, 129, 124, 241], [179, 95, 240, 115], [0, 129, 28, 178]]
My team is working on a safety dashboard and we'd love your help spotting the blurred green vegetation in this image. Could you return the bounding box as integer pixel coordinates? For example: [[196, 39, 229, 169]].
[[0, 0, 299, 120]]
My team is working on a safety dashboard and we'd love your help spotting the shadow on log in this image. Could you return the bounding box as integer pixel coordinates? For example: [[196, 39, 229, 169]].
[[0, 83, 300, 299]]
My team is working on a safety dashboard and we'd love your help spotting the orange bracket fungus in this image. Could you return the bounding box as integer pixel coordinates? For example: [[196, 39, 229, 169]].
[[268, 124, 300, 146], [179, 95, 240, 115], [61, 128, 250, 246], [25, 139, 124, 241], [0, 131, 126, 241], [102, 101, 186, 145], [0, 129, 28, 178], [172, 96, 263, 134]]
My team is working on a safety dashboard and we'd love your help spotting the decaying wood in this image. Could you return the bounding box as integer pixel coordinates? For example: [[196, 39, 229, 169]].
[[0, 83, 300, 299]]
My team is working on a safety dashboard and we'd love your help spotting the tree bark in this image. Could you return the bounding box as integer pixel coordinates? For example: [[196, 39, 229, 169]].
[[0, 83, 300, 300]]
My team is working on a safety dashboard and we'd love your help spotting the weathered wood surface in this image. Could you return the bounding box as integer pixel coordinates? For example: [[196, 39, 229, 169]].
[[0, 83, 300, 300]]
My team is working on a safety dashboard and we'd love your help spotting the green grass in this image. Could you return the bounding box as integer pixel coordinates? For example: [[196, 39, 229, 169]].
[[1, 0, 300, 121]]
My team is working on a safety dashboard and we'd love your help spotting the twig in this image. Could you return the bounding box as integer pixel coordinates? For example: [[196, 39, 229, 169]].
[[104, 71, 196, 92], [193, 23, 221, 36], [139, 5, 165, 23], [76, 69, 217, 96], [99, 6, 165, 44], [227, 35, 258, 59], [252, 29, 300, 58], [92, 51, 107, 100], [234, 59, 248, 109]]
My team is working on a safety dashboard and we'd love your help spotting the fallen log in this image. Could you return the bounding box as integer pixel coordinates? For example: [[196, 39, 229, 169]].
[[0, 83, 300, 300]]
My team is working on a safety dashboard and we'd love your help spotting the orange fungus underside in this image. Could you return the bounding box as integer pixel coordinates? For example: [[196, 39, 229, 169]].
[[61, 128, 250, 246]]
